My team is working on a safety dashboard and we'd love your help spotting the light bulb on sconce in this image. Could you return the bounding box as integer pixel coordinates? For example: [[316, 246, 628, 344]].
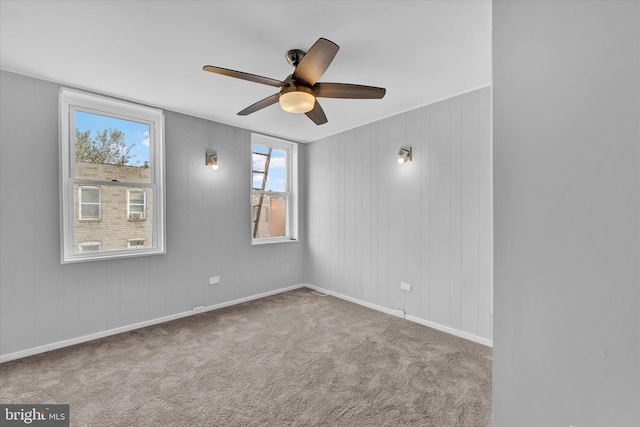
[[206, 151, 219, 171], [397, 147, 412, 164]]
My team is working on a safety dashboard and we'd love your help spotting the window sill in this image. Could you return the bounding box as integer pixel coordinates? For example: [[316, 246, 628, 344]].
[[251, 237, 299, 246], [62, 247, 165, 264]]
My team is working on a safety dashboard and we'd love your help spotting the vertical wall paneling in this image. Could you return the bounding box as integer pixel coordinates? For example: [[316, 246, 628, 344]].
[[460, 92, 480, 335], [105, 260, 123, 329], [370, 123, 379, 306], [404, 108, 422, 317], [419, 106, 432, 321], [477, 88, 493, 338], [61, 266, 80, 341], [78, 260, 108, 336], [429, 99, 452, 327], [163, 116, 190, 314], [354, 128, 363, 301], [338, 133, 346, 297], [119, 258, 140, 326], [304, 143, 316, 286], [344, 130, 356, 298], [304, 87, 493, 342], [449, 96, 463, 330], [0, 71, 304, 359], [329, 136, 341, 294], [0, 73, 37, 354], [137, 256, 153, 320], [208, 123, 235, 305], [376, 119, 390, 309], [233, 127, 247, 296], [359, 125, 372, 303], [33, 79, 65, 345], [388, 114, 406, 313], [187, 125, 206, 308], [318, 138, 332, 291]]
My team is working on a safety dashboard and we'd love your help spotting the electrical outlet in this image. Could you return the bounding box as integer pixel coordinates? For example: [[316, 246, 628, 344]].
[[400, 282, 412, 292], [209, 276, 220, 285]]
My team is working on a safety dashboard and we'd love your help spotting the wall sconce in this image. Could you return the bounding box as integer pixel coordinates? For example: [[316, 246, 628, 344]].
[[397, 147, 412, 164], [206, 151, 219, 170]]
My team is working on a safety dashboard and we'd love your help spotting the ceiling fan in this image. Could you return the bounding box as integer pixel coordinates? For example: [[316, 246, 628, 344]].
[[203, 38, 386, 125]]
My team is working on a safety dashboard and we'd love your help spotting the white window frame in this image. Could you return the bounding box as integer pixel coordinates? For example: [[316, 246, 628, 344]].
[[251, 133, 298, 245], [127, 189, 147, 220], [78, 186, 101, 220], [59, 88, 166, 263]]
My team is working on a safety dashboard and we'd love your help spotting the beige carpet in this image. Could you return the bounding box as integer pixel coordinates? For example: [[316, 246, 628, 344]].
[[0, 288, 492, 426]]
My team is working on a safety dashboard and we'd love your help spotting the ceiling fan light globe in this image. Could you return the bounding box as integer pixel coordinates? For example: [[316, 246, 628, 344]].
[[280, 90, 316, 114]]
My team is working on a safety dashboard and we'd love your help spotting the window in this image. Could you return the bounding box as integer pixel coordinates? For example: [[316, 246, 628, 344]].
[[251, 134, 298, 244], [60, 88, 165, 263], [128, 238, 146, 248], [79, 186, 101, 220], [79, 241, 102, 252], [127, 189, 146, 220]]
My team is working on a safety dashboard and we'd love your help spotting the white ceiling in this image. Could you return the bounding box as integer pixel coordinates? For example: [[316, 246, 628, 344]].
[[0, 1, 491, 143]]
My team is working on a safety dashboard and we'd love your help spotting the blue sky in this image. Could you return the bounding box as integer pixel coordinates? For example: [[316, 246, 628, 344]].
[[252, 144, 286, 192], [75, 111, 150, 167]]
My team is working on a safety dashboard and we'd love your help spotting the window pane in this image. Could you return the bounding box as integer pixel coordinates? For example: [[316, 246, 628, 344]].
[[252, 144, 287, 192], [252, 193, 287, 239], [129, 205, 144, 214], [252, 172, 266, 190], [74, 184, 153, 253], [79, 243, 101, 252], [129, 190, 145, 203], [265, 148, 286, 192], [252, 152, 267, 172], [75, 111, 151, 183], [81, 188, 100, 203], [81, 204, 100, 219], [128, 239, 146, 248]]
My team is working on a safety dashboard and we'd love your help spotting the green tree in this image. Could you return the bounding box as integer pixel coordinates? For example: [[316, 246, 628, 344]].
[[75, 128, 134, 165]]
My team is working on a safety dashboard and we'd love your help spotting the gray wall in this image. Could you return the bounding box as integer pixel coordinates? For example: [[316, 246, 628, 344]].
[[303, 87, 493, 342], [493, 1, 639, 426], [0, 71, 305, 358]]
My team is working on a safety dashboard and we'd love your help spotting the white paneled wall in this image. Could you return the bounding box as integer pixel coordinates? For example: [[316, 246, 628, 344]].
[[0, 71, 305, 359], [304, 87, 492, 342]]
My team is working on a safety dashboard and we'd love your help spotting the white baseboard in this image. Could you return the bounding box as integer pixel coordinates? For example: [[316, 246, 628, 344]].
[[0, 283, 305, 363], [302, 283, 493, 348]]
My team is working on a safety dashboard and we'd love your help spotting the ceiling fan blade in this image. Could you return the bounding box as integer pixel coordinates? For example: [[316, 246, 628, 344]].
[[305, 101, 328, 125], [238, 93, 280, 116], [314, 83, 386, 99], [203, 65, 285, 88], [292, 38, 339, 86]]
